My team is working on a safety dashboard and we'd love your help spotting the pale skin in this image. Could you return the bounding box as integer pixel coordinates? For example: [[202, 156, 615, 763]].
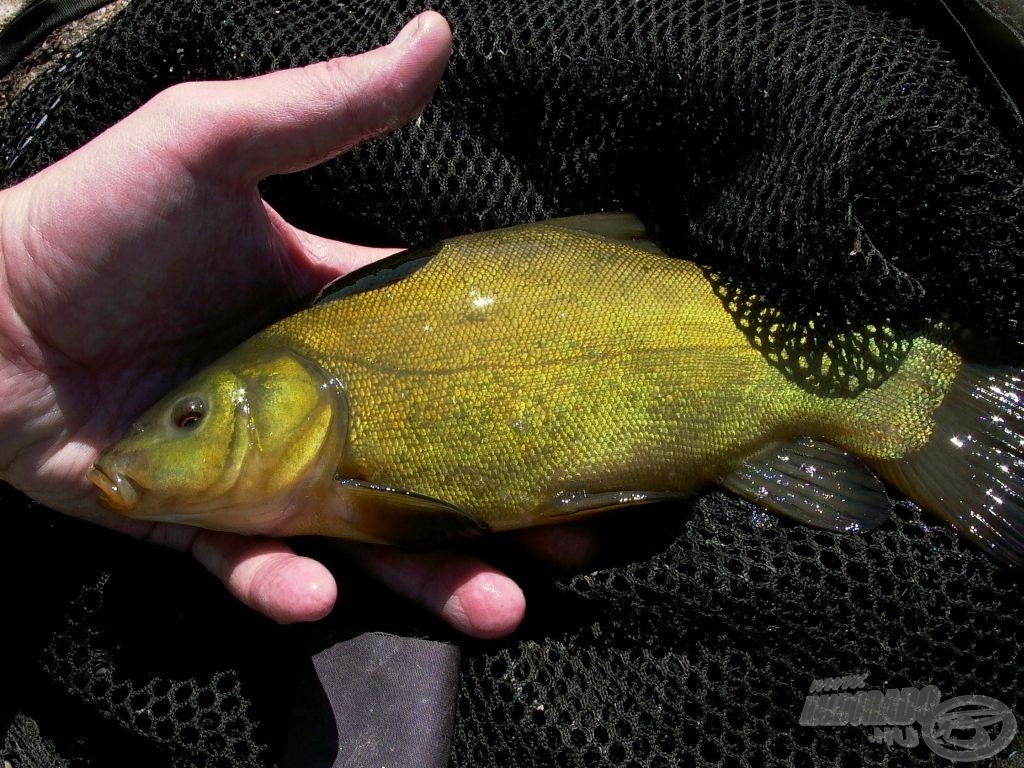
[[0, 11, 595, 638]]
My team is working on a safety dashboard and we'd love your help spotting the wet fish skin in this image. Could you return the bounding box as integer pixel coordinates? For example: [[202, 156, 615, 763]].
[[88, 214, 1024, 563]]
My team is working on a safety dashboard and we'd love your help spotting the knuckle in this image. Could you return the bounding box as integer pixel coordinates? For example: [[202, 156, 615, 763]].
[[302, 57, 359, 102], [140, 81, 245, 172], [147, 81, 208, 118]]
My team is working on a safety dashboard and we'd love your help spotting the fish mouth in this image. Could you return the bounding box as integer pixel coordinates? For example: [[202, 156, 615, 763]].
[[87, 464, 141, 513]]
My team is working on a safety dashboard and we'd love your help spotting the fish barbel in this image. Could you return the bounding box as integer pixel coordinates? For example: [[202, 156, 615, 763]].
[[88, 214, 1024, 563]]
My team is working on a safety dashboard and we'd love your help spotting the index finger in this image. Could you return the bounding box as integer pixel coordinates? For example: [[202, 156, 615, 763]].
[[190, 531, 338, 624]]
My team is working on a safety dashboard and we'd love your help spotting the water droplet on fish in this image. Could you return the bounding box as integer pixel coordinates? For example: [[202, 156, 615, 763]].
[[466, 288, 496, 320]]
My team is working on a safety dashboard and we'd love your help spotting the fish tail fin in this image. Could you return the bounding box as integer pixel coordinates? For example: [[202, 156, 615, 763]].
[[872, 362, 1024, 566]]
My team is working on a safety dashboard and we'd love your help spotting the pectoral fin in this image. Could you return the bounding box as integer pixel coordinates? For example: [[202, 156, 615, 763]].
[[536, 490, 693, 520], [330, 479, 489, 547], [720, 438, 891, 534]]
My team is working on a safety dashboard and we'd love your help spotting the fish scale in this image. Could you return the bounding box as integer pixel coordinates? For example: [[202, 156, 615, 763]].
[[264, 219, 952, 527], [89, 215, 1024, 565]]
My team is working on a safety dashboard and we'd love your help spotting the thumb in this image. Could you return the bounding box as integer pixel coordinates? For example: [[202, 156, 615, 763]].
[[143, 11, 452, 183]]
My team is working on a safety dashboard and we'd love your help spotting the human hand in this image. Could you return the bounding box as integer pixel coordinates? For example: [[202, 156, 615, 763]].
[[0, 11, 595, 637]]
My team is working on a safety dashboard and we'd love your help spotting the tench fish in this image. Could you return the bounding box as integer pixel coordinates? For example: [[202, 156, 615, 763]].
[[87, 214, 1024, 564]]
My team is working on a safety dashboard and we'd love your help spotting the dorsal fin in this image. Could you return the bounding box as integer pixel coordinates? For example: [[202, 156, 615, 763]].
[[313, 213, 656, 306], [538, 212, 648, 242], [312, 241, 444, 306], [538, 212, 667, 256]]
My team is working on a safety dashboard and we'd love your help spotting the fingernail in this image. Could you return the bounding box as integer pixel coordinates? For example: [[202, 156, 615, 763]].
[[393, 14, 425, 47], [441, 592, 470, 631]]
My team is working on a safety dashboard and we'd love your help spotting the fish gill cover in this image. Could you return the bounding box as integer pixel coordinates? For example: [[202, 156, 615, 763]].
[[0, 0, 1023, 766]]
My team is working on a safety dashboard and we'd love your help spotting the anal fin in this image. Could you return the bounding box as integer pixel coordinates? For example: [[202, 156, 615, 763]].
[[720, 438, 891, 534]]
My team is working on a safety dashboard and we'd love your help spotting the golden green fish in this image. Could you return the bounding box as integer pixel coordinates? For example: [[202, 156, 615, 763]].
[[88, 214, 1024, 563]]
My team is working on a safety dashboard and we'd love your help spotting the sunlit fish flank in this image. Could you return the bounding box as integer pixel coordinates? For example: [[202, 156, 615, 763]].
[[88, 214, 1024, 565]]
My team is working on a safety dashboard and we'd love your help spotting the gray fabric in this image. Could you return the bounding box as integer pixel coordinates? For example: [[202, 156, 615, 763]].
[[283, 632, 460, 768]]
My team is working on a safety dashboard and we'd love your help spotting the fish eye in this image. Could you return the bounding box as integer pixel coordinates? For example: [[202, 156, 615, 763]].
[[171, 397, 207, 430]]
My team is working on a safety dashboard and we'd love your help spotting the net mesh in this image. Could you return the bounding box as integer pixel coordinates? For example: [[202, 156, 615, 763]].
[[453, 496, 1024, 766], [44, 576, 267, 767], [1, 0, 1023, 765]]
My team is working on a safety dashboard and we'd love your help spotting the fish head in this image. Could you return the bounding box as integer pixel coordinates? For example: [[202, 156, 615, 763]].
[[88, 344, 348, 532]]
